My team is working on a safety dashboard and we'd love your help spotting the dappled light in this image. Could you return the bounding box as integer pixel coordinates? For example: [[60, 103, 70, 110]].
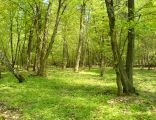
[[0, 0, 156, 119], [0, 68, 156, 119]]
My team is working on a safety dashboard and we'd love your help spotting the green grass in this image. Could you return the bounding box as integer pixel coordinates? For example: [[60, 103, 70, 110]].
[[0, 67, 156, 120]]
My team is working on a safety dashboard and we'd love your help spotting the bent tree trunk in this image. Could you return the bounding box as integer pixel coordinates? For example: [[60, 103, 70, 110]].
[[0, 50, 25, 83]]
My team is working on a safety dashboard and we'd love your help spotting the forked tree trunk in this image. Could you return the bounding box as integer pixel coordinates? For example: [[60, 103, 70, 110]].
[[105, 0, 133, 95], [38, 2, 52, 76], [0, 50, 25, 83], [38, 0, 67, 76]]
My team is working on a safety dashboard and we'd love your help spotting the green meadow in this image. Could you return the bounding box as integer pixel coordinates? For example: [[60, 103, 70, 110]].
[[0, 68, 156, 120]]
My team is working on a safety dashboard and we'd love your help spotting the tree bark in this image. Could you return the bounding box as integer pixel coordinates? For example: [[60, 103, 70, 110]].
[[37, 2, 51, 76], [9, 11, 14, 68], [0, 63, 2, 78], [63, 36, 68, 69], [99, 36, 105, 77], [74, 1, 86, 72], [105, 0, 132, 95], [13, 16, 21, 68], [126, 0, 135, 93], [0, 50, 25, 83], [43, 0, 62, 62], [38, 0, 66, 76], [27, 27, 33, 70], [35, 3, 42, 73]]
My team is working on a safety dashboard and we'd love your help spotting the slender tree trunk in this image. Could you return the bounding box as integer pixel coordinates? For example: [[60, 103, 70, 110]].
[[27, 27, 33, 70], [86, 39, 92, 70], [44, 1, 62, 62], [9, 12, 14, 68], [21, 38, 26, 68], [13, 17, 21, 68], [63, 36, 68, 69], [99, 36, 105, 77], [21, 13, 28, 68], [33, 55, 36, 71], [126, 0, 135, 93], [74, 1, 86, 72], [17, 44, 21, 69], [0, 63, 2, 78], [35, 3, 42, 73], [81, 40, 87, 68]]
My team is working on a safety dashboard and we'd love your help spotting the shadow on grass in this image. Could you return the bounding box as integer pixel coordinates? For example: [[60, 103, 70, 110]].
[[0, 72, 117, 119], [0, 68, 156, 120]]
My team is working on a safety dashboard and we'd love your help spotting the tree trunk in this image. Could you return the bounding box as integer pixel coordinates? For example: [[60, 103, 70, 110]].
[[38, 0, 66, 76], [9, 12, 14, 68], [37, 2, 51, 76], [99, 36, 105, 77], [27, 27, 33, 70], [105, 0, 132, 95], [63, 36, 68, 69], [33, 55, 36, 71], [0, 50, 25, 83], [0, 63, 2, 79], [126, 0, 135, 93], [21, 22, 27, 68], [74, 1, 86, 72], [13, 16, 21, 68], [35, 3, 42, 73], [81, 40, 87, 68]]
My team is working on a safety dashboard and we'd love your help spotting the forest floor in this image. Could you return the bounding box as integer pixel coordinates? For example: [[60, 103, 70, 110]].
[[0, 67, 156, 120]]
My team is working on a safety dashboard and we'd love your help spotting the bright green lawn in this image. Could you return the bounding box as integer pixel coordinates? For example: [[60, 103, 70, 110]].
[[0, 68, 156, 120]]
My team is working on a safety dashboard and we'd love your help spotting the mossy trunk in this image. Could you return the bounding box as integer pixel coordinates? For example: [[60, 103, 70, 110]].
[[0, 50, 25, 83], [105, 0, 135, 95]]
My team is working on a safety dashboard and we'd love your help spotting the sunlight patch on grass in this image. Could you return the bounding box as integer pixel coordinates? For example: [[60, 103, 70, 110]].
[[0, 68, 156, 119], [79, 71, 99, 76]]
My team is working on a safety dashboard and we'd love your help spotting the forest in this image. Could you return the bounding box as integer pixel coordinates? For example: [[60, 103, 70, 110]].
[[0, 0, 156, 119]]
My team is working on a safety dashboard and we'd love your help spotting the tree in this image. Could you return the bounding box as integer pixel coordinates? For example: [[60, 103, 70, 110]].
[[74, 0, 86, 72], [37, 0, 67, 76], [0, 50, 25, 83], [105, 0, 135, 95], [126, 0, 135, 92], [37, 2, 52, 75]]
